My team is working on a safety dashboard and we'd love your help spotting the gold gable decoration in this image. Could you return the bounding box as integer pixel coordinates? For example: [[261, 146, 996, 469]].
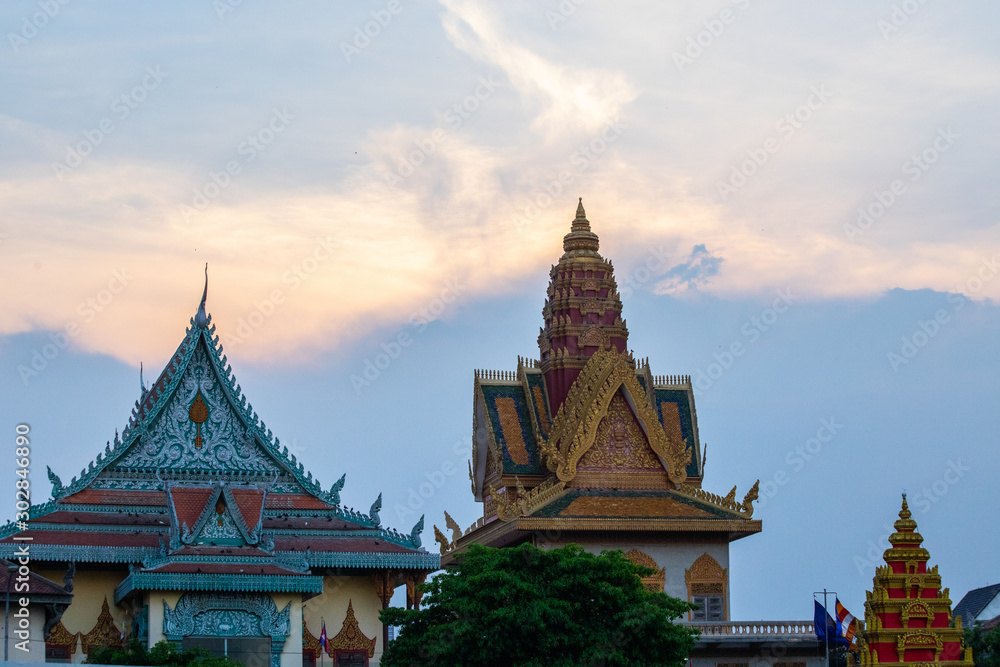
[[623, 549, 666, 593], [302, 619, 326, 656], [540, 347, 690, 486], [685, 553, 728, 618], [45, 620, 78, 655], [329, 600, 376, 658], [80, 598, 124, 655], [490, 477, 566, 522]]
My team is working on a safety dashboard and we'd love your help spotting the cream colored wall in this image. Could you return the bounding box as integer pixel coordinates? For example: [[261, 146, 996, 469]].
[[272, 593, 301, 667], [2, 605, 46, 662], [303, 574, 385, 666], [147, 590, 182, 648], [541, 537, 732, 619]]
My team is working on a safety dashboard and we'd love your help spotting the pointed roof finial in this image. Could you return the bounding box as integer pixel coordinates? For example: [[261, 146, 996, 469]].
[[140, 362, 146, 396], [195, 263, 209, 328], [562, 198, 599, 257]]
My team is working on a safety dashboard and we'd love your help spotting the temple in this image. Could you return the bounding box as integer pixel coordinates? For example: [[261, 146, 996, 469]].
[[0, 272, 437, 666], [437, 200, 763, 620], [854, 496, 974, 666]]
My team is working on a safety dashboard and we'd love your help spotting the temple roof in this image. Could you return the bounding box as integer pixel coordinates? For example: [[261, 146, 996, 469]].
[[0, 275, 436, 575]]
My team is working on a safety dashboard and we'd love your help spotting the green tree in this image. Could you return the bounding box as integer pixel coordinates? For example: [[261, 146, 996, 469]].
[[966, 622, 1000, 667], [381, 543, 698, 667], [85, 639, 243, 666]]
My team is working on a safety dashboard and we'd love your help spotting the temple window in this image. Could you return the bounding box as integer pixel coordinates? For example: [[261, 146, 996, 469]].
[[335, 652, 368, 666], [692, 595, 725, 622]]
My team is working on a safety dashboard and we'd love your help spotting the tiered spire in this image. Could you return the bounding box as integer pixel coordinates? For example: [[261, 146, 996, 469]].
[[539, 200, 629, 414], [855, 495, 973, 666]]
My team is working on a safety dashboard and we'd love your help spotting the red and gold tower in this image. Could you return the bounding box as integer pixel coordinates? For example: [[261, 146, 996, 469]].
[[539, 198, 629, 413], [856, 495, 973, 666]]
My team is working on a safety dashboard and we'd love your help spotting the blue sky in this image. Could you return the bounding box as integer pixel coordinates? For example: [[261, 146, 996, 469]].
[[2, 0, 998, 620]]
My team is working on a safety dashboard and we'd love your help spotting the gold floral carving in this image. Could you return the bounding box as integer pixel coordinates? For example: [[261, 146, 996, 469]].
[[495, 397, 530, 465], [80, 598, 124, 655], [896, 632, 942, 660], [302, 619, 326, 656], [578, 391, 661, 471], [329, 600, 376, 658], [372, 571, 393, 607], [560, 496, 715, 518], [491, 478, 566, 522], [685, 553, 727, 620], [623, 549, 666, 593], [46, 621, 78, 654], [541, 348, 690, 486], [901, 600, 932, 626]]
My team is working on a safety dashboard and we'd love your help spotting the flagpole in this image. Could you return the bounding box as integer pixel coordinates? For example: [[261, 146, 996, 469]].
[[814, 589, 837, 667]]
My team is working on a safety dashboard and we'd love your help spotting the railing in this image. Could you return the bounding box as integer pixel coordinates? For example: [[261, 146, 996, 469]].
[[688, 621, 816, 637]]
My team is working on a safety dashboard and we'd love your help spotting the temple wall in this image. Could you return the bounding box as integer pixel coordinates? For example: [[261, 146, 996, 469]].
[[1, 604, 46, 662], [542, 537, 731, 619], [302, 574, 385, 666], [273, 593, 302, 667], [146, 590, 182, 648], [33, 568, 128, 664]]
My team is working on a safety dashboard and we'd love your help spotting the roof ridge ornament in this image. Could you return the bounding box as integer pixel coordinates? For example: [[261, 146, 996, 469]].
[[195, 263, 209, 328], [562, 198, 600, 258]]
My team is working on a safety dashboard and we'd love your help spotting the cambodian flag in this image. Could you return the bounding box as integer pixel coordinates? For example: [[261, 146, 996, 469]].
[[319, 621, 328, 652]]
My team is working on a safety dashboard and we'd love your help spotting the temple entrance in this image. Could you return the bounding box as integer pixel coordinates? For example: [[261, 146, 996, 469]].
[[184, 636, 271, 667]]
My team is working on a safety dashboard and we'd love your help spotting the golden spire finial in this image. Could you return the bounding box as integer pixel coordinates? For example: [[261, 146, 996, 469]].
[[563, 199, 600, 257]]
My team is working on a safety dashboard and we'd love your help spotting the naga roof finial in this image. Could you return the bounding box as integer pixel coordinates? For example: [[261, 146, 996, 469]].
[[195, 263, 209, 328], [140, 362, 146, 396]]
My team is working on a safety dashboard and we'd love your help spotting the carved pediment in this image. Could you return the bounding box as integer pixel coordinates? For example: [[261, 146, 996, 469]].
[[540, 348, 690, 486]]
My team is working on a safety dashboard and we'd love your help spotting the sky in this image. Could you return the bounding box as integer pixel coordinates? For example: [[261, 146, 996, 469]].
[[1, 0, 998, 621]]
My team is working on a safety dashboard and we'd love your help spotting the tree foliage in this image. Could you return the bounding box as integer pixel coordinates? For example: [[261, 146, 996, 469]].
[[967, 622, 1000, 667], [381, 543, 698, 667], [85, 639, 243, 666]]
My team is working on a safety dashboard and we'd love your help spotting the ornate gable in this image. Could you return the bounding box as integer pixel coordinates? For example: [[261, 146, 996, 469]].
[[540, 347, 690, 486]]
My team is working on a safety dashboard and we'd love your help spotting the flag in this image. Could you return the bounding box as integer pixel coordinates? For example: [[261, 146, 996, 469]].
[[814, 600, 849, 646], [836, 598, 858, 643], [319, 621, 328, 653]]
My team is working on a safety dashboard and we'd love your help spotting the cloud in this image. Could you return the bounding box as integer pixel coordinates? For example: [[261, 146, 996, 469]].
[[654, 244, 724, 296]]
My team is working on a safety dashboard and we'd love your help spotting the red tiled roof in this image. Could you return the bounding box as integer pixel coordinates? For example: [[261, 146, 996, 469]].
[[0, 559, 72, 598], [274, 536, 415, 553], [168, 486, 217, 531], [32, 511, 169, 527], [262, 516, 363, 530], [227, 488, 265, 534], [169, 546, 273, 558], [1, 530, 163, 547], [265, 494, 334, 510], [142, 562, 303, 576], [62, 489, 168, 506]]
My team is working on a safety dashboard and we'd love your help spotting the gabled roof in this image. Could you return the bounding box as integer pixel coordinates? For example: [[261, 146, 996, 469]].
[[1, 282, 434, 571], [955, 583, 1000, 625]]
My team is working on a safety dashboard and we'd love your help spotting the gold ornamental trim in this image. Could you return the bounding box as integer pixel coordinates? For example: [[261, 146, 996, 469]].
[[515, 516, 762, 534], [80, 598, 124, 655], [541, 347, 690, 485], [46, 621, 78, 654], [329, 600, 376, 658]]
